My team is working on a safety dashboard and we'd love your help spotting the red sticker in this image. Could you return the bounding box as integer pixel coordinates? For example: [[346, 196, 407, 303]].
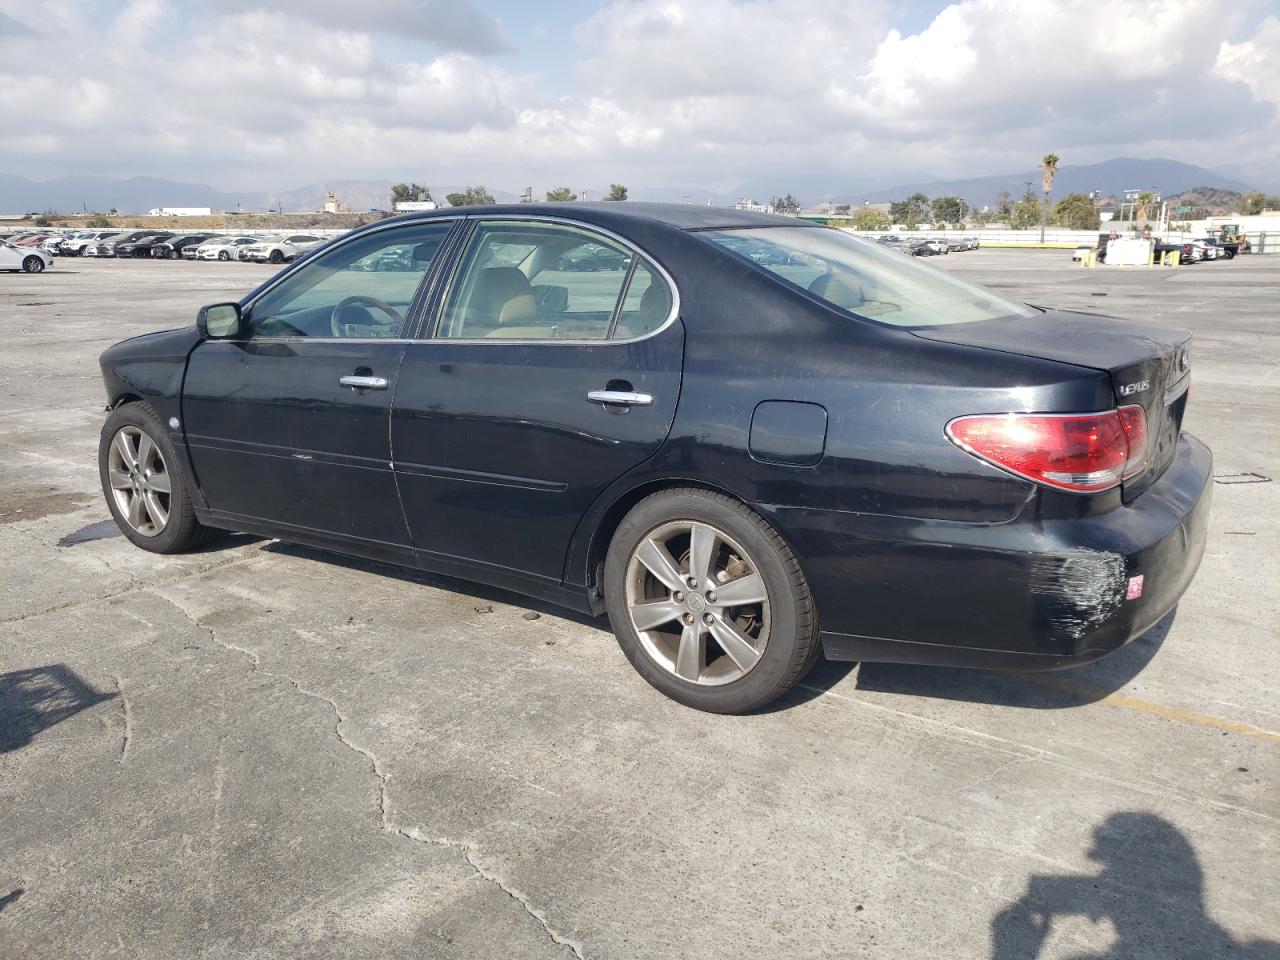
[[1126, 575, 1144, 600]]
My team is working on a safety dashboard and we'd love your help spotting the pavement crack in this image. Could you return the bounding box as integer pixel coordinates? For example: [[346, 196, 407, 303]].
[[156, 589, 585, 959], [114, 674, 133, 763]]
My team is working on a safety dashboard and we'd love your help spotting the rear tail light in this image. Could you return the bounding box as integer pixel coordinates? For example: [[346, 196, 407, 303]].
[[946, 406, 1148, 493]]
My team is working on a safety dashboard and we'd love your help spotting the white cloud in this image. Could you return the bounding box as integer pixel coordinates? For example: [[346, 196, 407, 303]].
[[0, 0, 1276, 197]]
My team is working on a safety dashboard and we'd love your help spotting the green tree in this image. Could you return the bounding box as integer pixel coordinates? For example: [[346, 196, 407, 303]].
[[1009, 197, 1042, 229], [1238, 192, 1269, 215], [770, 193, 801, 214], [87, 215, 111, 228], [852, 207, 890, 231], [1134, 191, 1156, 221], [606, 184, 628, 201], [33, 214, 50, 226], [1039, 153, 1060, 242], [545, 186, 577, 202], [1052, 193, 1101, 230], [930, 195, 968, 225], [445, 186, 496, 207], [889, 192, 930, 228], [390, 182, 431, 207]]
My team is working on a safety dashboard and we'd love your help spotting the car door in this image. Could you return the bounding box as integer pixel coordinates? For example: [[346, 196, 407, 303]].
[[181, 219, 458, 552], [391, 217, 683, 587]]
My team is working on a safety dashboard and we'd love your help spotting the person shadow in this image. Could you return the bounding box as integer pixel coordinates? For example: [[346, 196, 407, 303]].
[[0, 664, 116, 753], [991, 812, 1280, 959]]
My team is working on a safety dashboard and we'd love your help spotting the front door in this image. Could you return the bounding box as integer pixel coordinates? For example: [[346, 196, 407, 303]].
[[392, 218, 683, 586], [182, 220, 456, 551]]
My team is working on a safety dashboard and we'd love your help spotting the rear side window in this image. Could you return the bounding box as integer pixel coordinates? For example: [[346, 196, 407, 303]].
[[704, 227, 1036, 327], [436, 221, 673, 341]]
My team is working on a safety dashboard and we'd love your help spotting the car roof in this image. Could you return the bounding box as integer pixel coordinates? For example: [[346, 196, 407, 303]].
[[379, 201, 820, 233]]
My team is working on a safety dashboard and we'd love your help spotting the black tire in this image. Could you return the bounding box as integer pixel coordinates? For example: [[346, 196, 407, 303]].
[[269, 249, 284, 264], [22, 256, 44, 274], [98, 403, 215, 554], [603, 488, 821, 713], [218, 250, 230, 261]]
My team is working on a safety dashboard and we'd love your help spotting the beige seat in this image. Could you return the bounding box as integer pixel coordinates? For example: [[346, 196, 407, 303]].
[[465, 267, 553, 339]]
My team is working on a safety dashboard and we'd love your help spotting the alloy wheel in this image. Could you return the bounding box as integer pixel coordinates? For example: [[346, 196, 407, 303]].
[[106, 426, 171, 537], [625, 520, 771, 685], [24, 257, 44, 274]]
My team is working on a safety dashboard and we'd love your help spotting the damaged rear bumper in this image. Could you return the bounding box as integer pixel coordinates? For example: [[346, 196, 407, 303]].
[[774, 434, 1212, 669]]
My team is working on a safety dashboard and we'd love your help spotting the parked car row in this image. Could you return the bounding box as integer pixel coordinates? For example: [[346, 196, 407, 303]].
[[1073, 235, 1243, 265], [0, 229, 329, 264], [874, 234, 979, 256]]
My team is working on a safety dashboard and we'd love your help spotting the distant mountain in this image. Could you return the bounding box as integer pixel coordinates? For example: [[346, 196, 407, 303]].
[[841, 158, 1256, 209], [0, 174, 519, 214], [1164, 186, 1244, 216], [1211, 162, 1280, 195], [725, 170, 937, 207], [0, 174, 264, 215]]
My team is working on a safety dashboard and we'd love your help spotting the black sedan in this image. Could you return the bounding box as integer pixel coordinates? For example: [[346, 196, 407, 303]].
[[113, 232, 175, 258], [96, 204, 1211, 713]]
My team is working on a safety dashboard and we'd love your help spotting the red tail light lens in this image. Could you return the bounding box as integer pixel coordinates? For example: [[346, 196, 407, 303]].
[[946, 406, 1148, 493]]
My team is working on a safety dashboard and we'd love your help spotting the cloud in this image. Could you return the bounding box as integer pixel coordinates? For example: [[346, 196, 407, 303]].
[[0, 0, 1276, 198], [210, 0, 510, 54]]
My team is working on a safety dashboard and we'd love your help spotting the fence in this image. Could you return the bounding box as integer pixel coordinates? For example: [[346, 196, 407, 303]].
[[838, 226, 1280, 254]]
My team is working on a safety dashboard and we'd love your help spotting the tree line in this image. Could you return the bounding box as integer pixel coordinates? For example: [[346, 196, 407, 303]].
[[389, 183, 628, 208]]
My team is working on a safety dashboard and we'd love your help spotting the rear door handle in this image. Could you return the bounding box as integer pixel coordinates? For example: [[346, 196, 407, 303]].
[[587, 390, 653, 407], [340, 375, 388, 390]]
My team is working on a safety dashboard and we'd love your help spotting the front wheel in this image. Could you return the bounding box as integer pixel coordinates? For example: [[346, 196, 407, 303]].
[[22, 256, 44, 274], [99, 404, 215, 553], [604, 488, 820, 713], [268, 250, 284, 264], [218, 251, 230, 261]]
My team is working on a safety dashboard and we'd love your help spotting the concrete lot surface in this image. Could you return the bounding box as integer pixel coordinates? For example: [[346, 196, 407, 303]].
[[1, 251, 1277, 959]]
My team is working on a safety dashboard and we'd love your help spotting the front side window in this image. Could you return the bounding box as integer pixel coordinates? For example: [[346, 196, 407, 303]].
[[703, 227, 1037, 327], [437, 221, 668, 341], [247, 221, 452, 338]]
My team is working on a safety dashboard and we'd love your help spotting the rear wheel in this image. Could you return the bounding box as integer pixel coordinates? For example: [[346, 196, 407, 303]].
[[604, 488, 820, 713], [99, 403, 214, 553], [22, 256, 44, 274]]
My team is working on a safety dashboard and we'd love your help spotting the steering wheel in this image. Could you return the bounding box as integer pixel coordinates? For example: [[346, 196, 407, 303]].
[[330, 295, 404, 337]]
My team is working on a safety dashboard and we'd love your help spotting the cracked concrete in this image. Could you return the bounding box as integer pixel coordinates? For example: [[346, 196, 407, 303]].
[[1, 255, 1277, 958]]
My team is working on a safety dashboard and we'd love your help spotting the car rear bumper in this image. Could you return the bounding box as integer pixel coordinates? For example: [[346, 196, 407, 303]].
[[763, 433, 1212, 670]]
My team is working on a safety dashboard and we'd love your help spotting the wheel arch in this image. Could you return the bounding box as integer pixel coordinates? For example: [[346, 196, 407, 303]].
[[569, 475, 757, 613]]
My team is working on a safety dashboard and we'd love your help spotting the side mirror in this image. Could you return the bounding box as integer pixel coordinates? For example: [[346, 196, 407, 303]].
[[197, 302, 242, 339]]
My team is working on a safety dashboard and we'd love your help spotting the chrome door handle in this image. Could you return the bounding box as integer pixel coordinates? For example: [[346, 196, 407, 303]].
[[339, 375, 388, 390], [587, 390, 653, 407]]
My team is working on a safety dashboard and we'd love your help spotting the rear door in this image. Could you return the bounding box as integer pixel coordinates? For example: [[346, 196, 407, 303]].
[[182, 219, 457, 549], [391, 218, 683, 584]]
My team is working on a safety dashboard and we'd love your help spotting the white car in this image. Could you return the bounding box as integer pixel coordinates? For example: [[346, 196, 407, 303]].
[[60, 231, 117, 256], [0, 239, 53, 273], [237, 234, 325, 264], [195, 237, 260, 261], [1071, 244, 1094, 261]]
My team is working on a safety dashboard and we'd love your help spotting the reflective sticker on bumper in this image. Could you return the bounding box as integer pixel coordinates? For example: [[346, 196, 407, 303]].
[[1126, 575, 1145, 600]]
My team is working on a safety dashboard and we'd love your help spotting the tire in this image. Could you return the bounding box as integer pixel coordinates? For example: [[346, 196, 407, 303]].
[[603, 488, 821, 713], [99, 403, 215, 554], [22, 256, 44, 274], [218, 251, 230, 261], [268, 250, 284, 264]]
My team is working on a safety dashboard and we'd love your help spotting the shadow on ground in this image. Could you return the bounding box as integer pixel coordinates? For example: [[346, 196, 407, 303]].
[[0, 664, 116, 753], [991, 811, 1279, 959]]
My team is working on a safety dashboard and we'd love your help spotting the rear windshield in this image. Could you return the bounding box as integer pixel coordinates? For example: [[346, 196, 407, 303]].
[[702, 226, 1037, 327]]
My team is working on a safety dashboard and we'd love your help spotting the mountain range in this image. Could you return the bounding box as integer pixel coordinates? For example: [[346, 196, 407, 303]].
[[0, 158, 1265, 215]]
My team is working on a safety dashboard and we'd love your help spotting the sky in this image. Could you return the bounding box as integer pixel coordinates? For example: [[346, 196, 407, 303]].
[[1, 0, 1277, 195]]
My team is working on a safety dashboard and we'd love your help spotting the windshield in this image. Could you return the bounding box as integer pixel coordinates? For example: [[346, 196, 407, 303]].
[[702, 227, 1037, 327]]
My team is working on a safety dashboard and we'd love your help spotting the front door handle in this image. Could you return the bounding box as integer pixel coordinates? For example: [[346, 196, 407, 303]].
[[587, 390, 653, 407], [340, 375, 388, 390]]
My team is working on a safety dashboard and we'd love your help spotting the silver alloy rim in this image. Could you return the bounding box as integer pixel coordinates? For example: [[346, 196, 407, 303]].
[[107, 426, 171, 537], [625, 520, 771, 686], [26, 258, 43, 273]]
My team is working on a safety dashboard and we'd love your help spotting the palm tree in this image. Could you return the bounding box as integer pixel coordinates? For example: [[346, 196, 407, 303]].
[[1135, 191, 1156, 222], [1039, 153, 1060, 243]]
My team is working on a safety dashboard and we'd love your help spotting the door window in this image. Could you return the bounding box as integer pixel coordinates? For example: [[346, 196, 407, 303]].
[[437, 221, 668, 341], [247, 221, 453, 338], [613, 261, 673, 339]]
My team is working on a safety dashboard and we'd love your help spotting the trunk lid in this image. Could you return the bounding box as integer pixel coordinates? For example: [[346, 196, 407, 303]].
[[912, 309, 1192, 499]]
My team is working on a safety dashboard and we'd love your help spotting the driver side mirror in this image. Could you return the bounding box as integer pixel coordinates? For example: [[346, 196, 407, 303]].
[[197, 302, 242, 339]]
